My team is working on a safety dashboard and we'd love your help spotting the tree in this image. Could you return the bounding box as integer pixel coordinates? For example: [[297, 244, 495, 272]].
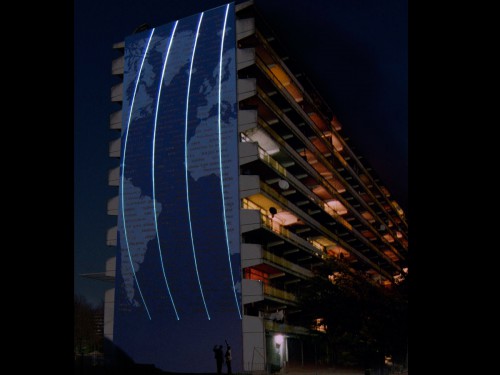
[[294, 259, 408, 369], [74, 294, 103, 355]]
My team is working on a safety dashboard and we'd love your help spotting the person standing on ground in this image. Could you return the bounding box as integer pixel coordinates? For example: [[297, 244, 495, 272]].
[[225, 343, 232, 375], [213, 345, 224, 374]]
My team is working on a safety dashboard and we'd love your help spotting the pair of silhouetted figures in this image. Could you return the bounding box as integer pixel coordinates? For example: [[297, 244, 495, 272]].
[[213, 343, 232, 375]]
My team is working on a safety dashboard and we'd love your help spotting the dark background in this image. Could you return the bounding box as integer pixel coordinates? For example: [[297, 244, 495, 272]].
[[75, 0, 407, 307]]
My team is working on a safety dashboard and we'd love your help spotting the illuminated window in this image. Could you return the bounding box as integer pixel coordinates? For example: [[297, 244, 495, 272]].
[[313, 318, 327, 332], [328, 272, 342, 283]]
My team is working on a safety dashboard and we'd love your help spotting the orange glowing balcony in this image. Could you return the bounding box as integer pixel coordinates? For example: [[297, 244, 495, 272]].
[[381, 186, 391, 197], [242, 278, 299, 305], [331, 134, 343, 152], [361, 230, 376, 240], [311, 136, 330, 154], [241, 243, 315, 280], [392, 201, 405, 217], [326, 199, 348, 215], [309, 112, 329, 132], [241, 199, 325, 258], [360, 174, 370, 185], [311, 185, 331, 200], [361, 211, 376, 223], [383, 250, 399, 262], [383, 234, 395, 243], [244, 267, 270, 285], [327, 176, 346, 193], [269, 64, 303, 102], [330, 116, 342, 131], [326, 244, 350, 259]]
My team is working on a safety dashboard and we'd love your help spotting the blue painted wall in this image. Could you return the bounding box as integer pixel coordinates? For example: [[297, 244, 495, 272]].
[[114, 3, 242, 372]]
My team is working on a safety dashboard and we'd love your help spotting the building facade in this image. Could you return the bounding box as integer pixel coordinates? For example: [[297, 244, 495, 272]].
[[105, 1, 407, 372]]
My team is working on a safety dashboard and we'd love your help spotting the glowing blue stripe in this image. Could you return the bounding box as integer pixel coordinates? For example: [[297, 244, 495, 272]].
[[185, 13, 211, 320], [120, 28, 155, 320], [218, 4, 242, 320], [152, 21, 180, 320]]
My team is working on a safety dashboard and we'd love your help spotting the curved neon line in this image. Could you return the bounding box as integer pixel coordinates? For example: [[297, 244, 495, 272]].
[[218, 4, 242, 320], [153, 21, 180, 320], [121, 28, 156, 320], [185, 13, 210, 320]]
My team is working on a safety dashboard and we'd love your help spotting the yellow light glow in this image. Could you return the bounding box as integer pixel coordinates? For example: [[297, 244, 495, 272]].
[[392, 200, 404, 216]]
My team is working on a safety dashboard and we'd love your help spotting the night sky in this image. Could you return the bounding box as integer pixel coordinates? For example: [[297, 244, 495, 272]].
[[74, 0, 407, 306]]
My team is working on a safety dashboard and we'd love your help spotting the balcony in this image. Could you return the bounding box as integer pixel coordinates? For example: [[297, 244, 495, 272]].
[[241, 279, 298, 306], [253, 143, 406, 265], [112, 56, 124, 75], [108, 166, 120, 186], [264, 284, 297, 304], [240, 208, 325, 259], [111, 82, 123, 102], [238, 78, 256, 102], [110, 110, 122, 130], [107, 196, 119, 216], [256, 146, 352, 230], [264, 319, 310, 336], [238, 109, 257, 133], [253, 26, 408, 234], [112, 41, 124, 50], [109, 138, 121, 158], [241, 243, 313, 280], [106, 226, 117, 246]]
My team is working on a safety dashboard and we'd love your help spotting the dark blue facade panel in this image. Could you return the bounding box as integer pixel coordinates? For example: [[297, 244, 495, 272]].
[[114, 3, 241, 372]]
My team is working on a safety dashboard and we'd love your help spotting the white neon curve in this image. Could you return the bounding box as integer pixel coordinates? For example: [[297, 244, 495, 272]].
[[218, 4, 242, 320], [152, 21, 180, 320], [120, 28, 155, 320], [185, 13, 211, 320]]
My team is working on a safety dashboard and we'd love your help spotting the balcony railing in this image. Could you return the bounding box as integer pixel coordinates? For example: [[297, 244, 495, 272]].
[[255, 56, 408, 247], [249, 193, 396, 280], [242, 195, 325, 258], [255, 28, 407, 230], [262, 250, 314, 279], [264, 319, 310, 335], [263, 284, 297, 303], [265, 172, 404, 269], [254, 133, 406, 262], [259, 211, 324, 259], [256, 128, 353, 231]]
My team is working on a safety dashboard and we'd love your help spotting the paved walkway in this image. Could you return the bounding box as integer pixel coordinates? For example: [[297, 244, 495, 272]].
[[276, 365, 408, 375]]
